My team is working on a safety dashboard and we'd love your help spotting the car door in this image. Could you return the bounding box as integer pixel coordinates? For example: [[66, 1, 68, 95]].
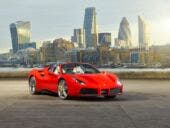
[[43, 65, 59, 92], [36, 68, 48, 90]]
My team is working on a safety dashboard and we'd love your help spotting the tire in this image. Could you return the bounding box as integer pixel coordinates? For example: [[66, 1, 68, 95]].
[[29, 76, 38, 95], [58, 80, 69, 100], [104, 95, 117, 99]]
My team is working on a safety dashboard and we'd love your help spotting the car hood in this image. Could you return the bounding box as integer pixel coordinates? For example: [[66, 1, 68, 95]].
[[71, 73, 117, 88]]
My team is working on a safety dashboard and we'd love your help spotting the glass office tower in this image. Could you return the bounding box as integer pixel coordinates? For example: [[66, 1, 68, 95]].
[[83, 7, 97, 48], [71, 28, 86, 48], [98, 33, 111, 47], [10, 21, 31, 53], [118, 17, 132, 48], [138, 16, 151, 50]]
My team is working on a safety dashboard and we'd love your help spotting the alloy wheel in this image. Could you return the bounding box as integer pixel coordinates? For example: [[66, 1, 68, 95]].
[[29, 77, 37, 94], [58, 80, 68, 99]]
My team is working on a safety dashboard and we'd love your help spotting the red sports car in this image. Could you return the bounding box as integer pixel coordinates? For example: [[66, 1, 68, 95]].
[[28, 62, 123, 99]]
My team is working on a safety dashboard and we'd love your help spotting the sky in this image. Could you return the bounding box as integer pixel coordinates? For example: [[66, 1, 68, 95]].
[[0, 0, 170, 53]]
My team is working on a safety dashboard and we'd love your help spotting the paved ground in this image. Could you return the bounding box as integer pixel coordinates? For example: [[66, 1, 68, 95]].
[[0, 79, 170, 128]]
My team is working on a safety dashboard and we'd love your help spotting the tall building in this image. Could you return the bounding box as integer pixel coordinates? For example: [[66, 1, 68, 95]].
[[71, 28, 86, 48], [138, 16, 151, 50], [98, 33, 111, 47], [83, 7, 98, 48], [10, 21, 31, 53], [118, 17, 132, 48]]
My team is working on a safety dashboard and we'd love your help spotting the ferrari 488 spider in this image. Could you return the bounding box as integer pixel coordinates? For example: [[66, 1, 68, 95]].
[[28, 62, 123, 99]]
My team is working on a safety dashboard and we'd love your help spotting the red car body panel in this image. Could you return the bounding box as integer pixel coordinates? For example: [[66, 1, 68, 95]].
[[28, 63, 123, 97]]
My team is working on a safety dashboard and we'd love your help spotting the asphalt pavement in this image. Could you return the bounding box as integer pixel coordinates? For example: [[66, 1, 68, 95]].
[[0, 79, 170, 128]]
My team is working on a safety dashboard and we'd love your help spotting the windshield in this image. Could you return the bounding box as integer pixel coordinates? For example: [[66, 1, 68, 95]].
[[61, 63, 100, 74]]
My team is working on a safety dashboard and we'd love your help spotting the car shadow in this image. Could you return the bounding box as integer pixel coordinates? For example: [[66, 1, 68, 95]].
[[38, 91, 151, 102], [68, 92, 150, 102]]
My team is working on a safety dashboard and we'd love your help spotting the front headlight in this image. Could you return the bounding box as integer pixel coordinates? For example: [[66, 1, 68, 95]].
[[73, 78, 86, 86], [116, 78, 122, 86]]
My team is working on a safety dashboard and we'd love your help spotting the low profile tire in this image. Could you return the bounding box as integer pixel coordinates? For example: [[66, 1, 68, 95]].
[[29, 77, 38, 95], [104, 95, 117, 99], [58, 80, 69, 100]]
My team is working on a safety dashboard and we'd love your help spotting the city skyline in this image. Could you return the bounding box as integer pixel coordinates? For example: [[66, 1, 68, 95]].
[[0, 0, 170, 53]]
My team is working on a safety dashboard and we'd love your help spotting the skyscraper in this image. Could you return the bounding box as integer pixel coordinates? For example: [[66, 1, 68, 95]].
[[118, 17, 132, 48], [138, 16, 151, 50], [83, 7, 97, 48], [71, 28, 86, 48], [10, 21, 31, 53]]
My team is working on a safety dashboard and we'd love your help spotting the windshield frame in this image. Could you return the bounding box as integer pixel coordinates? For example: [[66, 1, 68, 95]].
[[60, 63, 101, 74]]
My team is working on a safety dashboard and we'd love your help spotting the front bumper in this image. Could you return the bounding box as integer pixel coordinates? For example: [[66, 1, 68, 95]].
[[79, 87, 123, 96]]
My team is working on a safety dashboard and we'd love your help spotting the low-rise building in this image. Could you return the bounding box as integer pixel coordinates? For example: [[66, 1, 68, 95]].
[[67, 48, 100, 65], [151, 44, 170, 67], [39, 38, 74, 64]]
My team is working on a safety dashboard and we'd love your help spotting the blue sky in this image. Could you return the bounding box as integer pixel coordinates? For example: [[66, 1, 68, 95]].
[[0, 0, 170, 53]]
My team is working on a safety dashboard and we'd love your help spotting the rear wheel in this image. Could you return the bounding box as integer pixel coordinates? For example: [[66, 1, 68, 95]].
[[104, 95, 117, 99], [29, 77, 38, 95], [58, 80, 69, 100]]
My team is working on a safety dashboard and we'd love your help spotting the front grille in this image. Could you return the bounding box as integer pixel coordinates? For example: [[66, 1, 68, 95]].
[[101, 89, 108, 95], [110, 88, 121, 95], [80, 88, 98, 95]]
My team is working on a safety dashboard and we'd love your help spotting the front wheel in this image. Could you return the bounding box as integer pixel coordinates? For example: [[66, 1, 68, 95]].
[[58, 80, 69, 100], [29, 77, 38, 95]]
